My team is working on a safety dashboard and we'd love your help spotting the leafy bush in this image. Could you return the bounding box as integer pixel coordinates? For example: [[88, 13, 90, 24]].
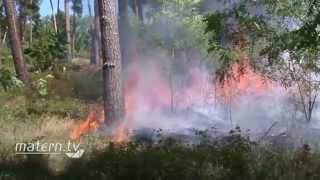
[[0, 68, 24, 91], [1, 131, 320, 180], [24, 25, 66, 72]]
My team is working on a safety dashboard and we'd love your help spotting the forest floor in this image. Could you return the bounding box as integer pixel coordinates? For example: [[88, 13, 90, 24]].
[[1, 60, 320, 179]]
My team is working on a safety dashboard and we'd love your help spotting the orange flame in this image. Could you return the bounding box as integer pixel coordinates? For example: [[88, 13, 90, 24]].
[[111, 122, 129, 143], [70, 105, 130, 143], [70, 106, 103, 140], [217, 60, 277, 100]]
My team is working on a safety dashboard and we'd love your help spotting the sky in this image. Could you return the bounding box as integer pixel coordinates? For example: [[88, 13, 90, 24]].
[[40, 0, 93, 17]]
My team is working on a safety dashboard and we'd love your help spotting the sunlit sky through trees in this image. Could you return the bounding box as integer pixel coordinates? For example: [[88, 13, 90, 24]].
[[40, 0, 120, 17]]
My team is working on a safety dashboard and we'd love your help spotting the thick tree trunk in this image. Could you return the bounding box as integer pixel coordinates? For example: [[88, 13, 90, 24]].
[[49, 0, 58, 33], [98, 0, 124, 125], [65, 0, 72, 61], [3, 0, 28, 82], [90, 0, 101, 65]]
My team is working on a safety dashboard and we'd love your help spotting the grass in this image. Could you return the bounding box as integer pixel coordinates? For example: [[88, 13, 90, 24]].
[[1, 133, 320, 180]]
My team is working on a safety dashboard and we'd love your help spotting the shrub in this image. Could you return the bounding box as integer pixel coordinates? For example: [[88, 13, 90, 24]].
[[24, 25, 66, 72], [0, 68, 24, 91]]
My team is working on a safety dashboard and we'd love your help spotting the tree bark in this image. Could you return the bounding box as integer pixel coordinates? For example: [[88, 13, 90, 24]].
[[98, 0, 124, 125], [49, 0, 58, 33], [65, 0, 72, 61], [3, 0, 29, 82]]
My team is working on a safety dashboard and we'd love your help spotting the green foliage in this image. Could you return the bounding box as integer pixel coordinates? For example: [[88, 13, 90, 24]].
[[17, 0, 41, 24], [0, 68, 24, 91], [71, 0, 83, 17], [142, 0, 208, 56], [24, 25, 66, 72], [73, 17, 91, 56], [203, 1, 274, 81], [1, 130, 320, 180], [34, 77, 49, 97]]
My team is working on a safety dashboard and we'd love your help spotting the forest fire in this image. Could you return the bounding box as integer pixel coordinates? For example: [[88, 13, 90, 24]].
[[70, 107, 130, 143], [216, 60, 277, 101], [70, 58, 277, 142], [70, 106, 104, 140]]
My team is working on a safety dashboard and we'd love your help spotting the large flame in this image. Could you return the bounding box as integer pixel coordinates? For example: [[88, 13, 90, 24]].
[[70, 106, 104, 140], [217, 60, 277, 100]]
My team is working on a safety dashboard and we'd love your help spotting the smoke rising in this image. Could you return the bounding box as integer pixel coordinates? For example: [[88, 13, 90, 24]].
[[97, 0, 320, 148]]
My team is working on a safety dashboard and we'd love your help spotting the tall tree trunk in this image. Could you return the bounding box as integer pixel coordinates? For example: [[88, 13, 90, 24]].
[[29, 0, 33, 46], [18, 7, 26, 43], [98, 0, 124, 125], [65, 0, 72, 61], [2, 30, 7, 45], [89, 0, 99, 65], [58, 0, 60, 10], [90, 0, 101, 65], [3, 0, 29, 82], [29, 18, 32, 45], [72, 14, 76, 58], [88, 0, 94, 64], [119, 0, 129, 66], [0, 30, 2, 68], [137, 0, 143, 23], [49, 0, 58, 33]]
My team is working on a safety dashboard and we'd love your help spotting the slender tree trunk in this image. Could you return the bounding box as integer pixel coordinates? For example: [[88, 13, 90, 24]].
[[29, 18, 32, 45], [91, 0, 101, 65], [98, 0, 124, 125], [29, 0, 33, 46], [0, 30, 2, 68], [119, 0, 129, 66], [3, 0, 29, 82], [2, 30, 7, 45], [49, 0, 58, 33], [18, 7, 26, 43], [88, 0, 94, 64], [58, 0, 60, 10], [72, 14, 76, 58], [137, 0, 143, 23], [89, 0, 100, 65], [65, 0, 72, 61]]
